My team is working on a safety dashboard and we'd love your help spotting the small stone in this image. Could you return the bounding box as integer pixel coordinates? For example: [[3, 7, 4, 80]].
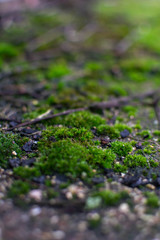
[[120, 129, 130, 138], [9, 121, 19, 128], [33, 175, 45, 184], [78, 221, 87, 232], [9, 158, 21, 168], [50, 215, 59, 225], [30, 207, 41, 216], [52, 230, 65, 240], [92, 176, 104, 184], [29, 189, 43, 201], [12, 151, 17, 156], [66, 192, 73, 199], [22, 128, 36, 134], [146, 184, 155, 190], [119, 203, 130, 214], [21, 158, 36, 167], [22, 141, 34, 152], [135, 142, 143, 149]]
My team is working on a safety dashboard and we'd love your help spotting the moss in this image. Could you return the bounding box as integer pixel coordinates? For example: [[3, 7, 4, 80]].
[[149, 159, 159, 168], [85, 61, 103, 73], [47, 61, 70, 79], [145, 192, 159, 208], [114, 163, 128, 173], [88, 147, 116, 169], [133, 121, 142, 130], [37, 134, 116, 179], [87, 213, 101, 229], [142, 144, 156, 155], [47, 189, 59, 199], [63, 111, 106, 129], [114, 123, 132, 133], [108, 85, 127, 97], [122, 105, 137, 117], [0, 132, 22, 168], [123, 154, 148, 168], [38, 139, 94, 178], [153, 130, 160, 137], [86, 196, 102, 210], [46, 95, 57, 105], [41, 126, 94, 144], [111, 141, 132, 157], [138, 130, 152, 139], [93, 190, 129, 206], [8, 180, 31, 198], [0, 42, 19, 60], [96, 124, 120, 139], [13, 167, 41, 179]]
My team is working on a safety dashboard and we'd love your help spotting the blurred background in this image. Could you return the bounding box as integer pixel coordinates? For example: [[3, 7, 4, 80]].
[[0, 0, 160, 109]]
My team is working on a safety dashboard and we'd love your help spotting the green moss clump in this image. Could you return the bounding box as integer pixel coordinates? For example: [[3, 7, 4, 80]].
[[47, 62, 70, 79], [37, 135, 116, 179], [114, 163, 128, 173], [0, 132, 22, 168], [38, 139, 93, 178], [41, 126, 94, 144], [153, 130, 160, 137], [88, 147, 116, 169], [114, 123, 132, 133], [138, 130, 152, 139], [145, 192, 159, 208], [111, 141, 132, 157], [13, 167, 41, 179], [149, 159, 159, 168], [122, 105, 137, 117], [108, 85, 127, 97], [63, 111, 106, 129], [123, 154, 148, 168], [0, 42, 19, 59], [93, 190, 129, 206], [8, 180, 31, 198], [96, 124, 120, 139]]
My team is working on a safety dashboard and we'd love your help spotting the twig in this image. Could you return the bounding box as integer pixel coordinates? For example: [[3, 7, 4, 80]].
[[5, 89, 160, 131], [6, 107, 87, 130]]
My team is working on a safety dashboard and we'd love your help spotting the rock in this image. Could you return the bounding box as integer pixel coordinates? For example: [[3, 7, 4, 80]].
[[92, 176, 104, 184], [9, 158, 21, 168], [29, 189, 43, 201], [22, 141, 37, 152], [22, 141, 34, 152], [120, 129, 130, 138], [30, 206, 41, 216], [21, 158, 35, 167], [33, 175, 45, 184], [52, 230, 65, 240], [135, 142, 143, 149]]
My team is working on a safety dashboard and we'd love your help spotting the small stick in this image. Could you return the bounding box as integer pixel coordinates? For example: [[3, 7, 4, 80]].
[[6, 107, 87, 131]]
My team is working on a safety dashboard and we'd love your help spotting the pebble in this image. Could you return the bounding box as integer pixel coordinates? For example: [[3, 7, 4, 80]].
[[78, 221, 87, 232], [120, 129, 130, 138], [146, 184, 155, 190], [29, 189, 43, 201], [30, 206, 41, 217], [9, 158, 21, 168], [52, 230, 65, 240], [50, 215, 59, 225], [119, 203, 130, 214]]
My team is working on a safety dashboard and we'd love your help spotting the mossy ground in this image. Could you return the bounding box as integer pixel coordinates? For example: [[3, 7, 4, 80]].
[[1, 0, 160, 239]]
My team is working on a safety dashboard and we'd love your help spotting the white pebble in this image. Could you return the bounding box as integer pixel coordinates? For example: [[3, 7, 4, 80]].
[[30, 207, 41, 217], [29, 189, 42, 201], [52, 230, 65, 240]]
